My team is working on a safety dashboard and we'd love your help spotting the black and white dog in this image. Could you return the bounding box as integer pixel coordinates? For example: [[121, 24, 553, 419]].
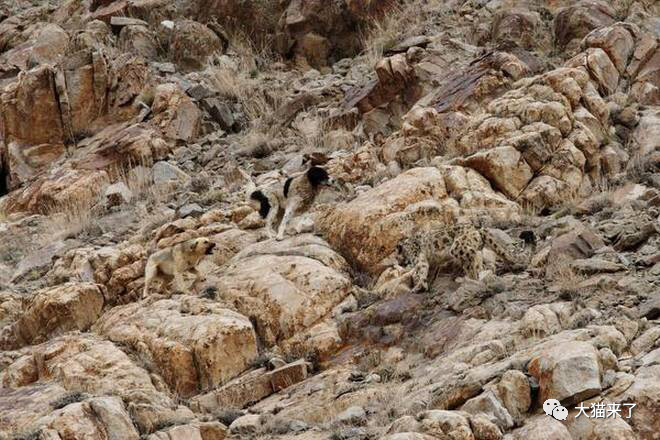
[[249, 166, 335, 240]]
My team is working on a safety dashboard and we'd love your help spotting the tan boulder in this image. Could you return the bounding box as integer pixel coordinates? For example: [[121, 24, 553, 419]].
[[496, 370, 531, 422], [0, 66, 66, 185], [435, 165, 521, 222], [612, 365, 660, 439], [35, 396, 140, 440], [470, 415, 502, 440], [72, 124, 171, 174], [118, 25, 159, 60], [519, 303, 575, 338], [50, 243, 147, 303], [630, 39, 660, 105], [492, 9, 545, 50], [191, 367, 273, 412], [0, 8, 46, 54], [0, 50, 152, 194], [461, 391, 514, 430], [170, 20, 223, 72], [71, 20, 113, 51], [381, 434, 438, 440], [0, 282, 104, 350], [583, 24, 636, 74], [318, 167, 448, 274], [627, 33, 657, 79], [512, 415, 572, 440], [210, 234, 351, 346], [270, 359, 308, 392], [152, 83, 202, 142], [341, 53, 420, 135], [548, 225, 606, 263], [565, 412, 636, 440], [566, 48, 619, 96], [0, 334, 192, 433], [633, 108, 660, 158], [460, 146, 533, 199], [299, 32, 330, 69], [0, 383, 69, 437], [147, 421, 227, 440], [520, 175, 572, 210], [280, 0, 391, 69], [554, 1, 616, 51], [0, 23, 69, 70], [25, 23, 69, 68], [528, 341, 602, 405], [94, 296, 257, 398]]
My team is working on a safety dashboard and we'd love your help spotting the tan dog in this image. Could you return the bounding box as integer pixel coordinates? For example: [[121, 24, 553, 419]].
[[142, 237, 216, 298]]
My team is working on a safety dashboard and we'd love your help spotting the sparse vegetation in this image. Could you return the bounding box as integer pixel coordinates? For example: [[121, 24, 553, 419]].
[[2, 1, 659, 439], [359, 4, 413, 69], [546, 259, 587, 297]]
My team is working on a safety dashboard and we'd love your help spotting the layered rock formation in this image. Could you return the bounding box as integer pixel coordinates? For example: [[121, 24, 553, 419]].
[[1, 0, 659, 439]]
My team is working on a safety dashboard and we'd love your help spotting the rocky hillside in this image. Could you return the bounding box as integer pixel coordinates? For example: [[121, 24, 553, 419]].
[[1, 0, 659, 439]]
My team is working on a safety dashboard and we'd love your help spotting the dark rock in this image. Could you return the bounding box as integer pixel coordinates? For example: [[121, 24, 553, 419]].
[[201, 98, 236, 132]]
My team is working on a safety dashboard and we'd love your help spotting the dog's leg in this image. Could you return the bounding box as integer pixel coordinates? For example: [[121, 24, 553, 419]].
[[276, 197, 300, 241], [265, 198, 279, 239], [186, 266, 200, 289], [173, 269, 187, 292]]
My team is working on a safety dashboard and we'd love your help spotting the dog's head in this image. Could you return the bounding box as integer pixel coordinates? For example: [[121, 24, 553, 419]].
[[249, 190, 271, 218], [188, 237, 216, 255], [306, 166, 334, 188]]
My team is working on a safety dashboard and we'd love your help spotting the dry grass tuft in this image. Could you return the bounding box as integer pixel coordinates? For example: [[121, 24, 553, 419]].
[[358, 2, 429, 69], [546, 260, 587, 297], [46, 198, 100, 239]]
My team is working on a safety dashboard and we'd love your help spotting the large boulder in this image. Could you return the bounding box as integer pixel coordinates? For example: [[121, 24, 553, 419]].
[[151, 84, 202, 142], [170, 20, 223, 72], [0, 384, 69, 437], [492, 9, 546, 50], [0, 282, 104, 350], [0, 334, 193, 433], [512, 415, 572, 440], [318, 167, 449, 275], [582, 24, 636, 74], [147, 421, 227, 440], [31, 396, 139, 440], [209, 234, 352, 347], [0, 66, 67, 188], [118, 25, 159, 60], [554, 1, 616, 51], [528, 341, 602, 405], [459, 146, 534, 199], [629, 35, 660, 105], [94, 296, 258, 398], [417, 410, 474, 439], [0, 23, 70, 70], [611, 364, 660, 439], [0, 51, 151, 192], [496, 370, 532, 422]]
